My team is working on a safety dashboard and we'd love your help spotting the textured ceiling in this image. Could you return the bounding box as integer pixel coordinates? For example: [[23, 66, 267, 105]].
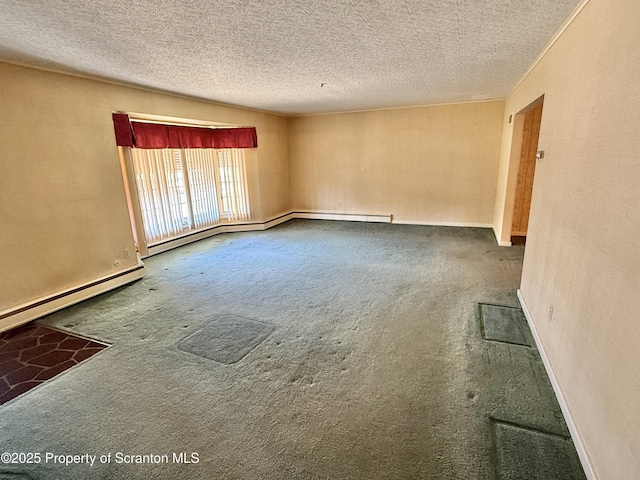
[[0, 0, 582, 115]]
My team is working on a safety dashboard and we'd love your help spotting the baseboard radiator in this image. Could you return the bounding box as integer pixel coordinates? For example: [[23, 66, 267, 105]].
[[0, 261, 146, 333], [146, 211, 392, 256]]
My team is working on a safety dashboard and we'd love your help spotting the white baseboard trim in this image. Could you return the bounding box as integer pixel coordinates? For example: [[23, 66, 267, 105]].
[[0, 260, 146, 333], [492, 225, 512, 246], [517, 289, 597, 480]]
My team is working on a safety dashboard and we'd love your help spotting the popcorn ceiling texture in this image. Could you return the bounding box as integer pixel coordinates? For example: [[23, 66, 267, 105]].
[[0, 0, 581, 115]]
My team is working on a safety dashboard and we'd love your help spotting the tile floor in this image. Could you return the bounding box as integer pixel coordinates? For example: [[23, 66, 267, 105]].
[[0, 323, 107, 405]]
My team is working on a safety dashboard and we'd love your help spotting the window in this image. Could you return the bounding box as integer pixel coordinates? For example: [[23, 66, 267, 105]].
[[131, 148, 250, 244], [216, 149, 250, 221]]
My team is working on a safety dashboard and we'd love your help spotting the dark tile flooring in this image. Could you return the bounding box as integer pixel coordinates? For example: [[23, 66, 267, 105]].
[[0, 323, 107, 405]]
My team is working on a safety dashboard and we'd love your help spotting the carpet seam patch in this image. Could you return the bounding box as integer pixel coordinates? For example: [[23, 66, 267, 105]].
[[478, 303, 534, 348], [176, 314, 276, 364], [490, 417, 571, 439], [490, 417, 586, 480]]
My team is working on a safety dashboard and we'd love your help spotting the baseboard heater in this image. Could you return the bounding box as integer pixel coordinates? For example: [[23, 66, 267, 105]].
[[291, 211, 392, 223], [0, 262, 146, 333], [146, 211, 392, 256]]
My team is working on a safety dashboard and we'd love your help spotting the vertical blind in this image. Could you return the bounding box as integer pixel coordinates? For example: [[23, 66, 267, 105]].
[[217, 149, 250, 222], [184, 149, 221, 229], [131, 148, 250, 244]]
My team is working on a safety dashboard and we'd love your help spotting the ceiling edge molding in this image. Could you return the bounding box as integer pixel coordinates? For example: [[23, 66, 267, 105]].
[[291, 98, 506, 118], [508, 0, 592, 98], [0, 58, 288, 118]]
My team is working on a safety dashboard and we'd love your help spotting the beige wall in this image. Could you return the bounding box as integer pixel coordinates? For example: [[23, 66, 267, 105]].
[[0, 63, 290, 313], [494, 0, 640, 478], [289, 101, 504, 225]]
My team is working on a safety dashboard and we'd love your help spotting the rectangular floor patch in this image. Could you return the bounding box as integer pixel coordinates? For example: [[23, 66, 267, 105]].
[[479, 304, 534, 347], [492, 420, 586, 480], [177, 315, 275, 364]]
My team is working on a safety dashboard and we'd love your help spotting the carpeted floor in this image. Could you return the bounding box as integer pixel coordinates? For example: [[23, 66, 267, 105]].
[[0, 220, 584, 479]]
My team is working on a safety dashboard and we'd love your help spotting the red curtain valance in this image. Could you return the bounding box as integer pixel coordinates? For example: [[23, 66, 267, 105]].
[[112, 113, 258, 149]]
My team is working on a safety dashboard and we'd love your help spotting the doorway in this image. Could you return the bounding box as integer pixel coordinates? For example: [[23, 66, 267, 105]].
[[503, 96, 544, 247], [511, 101, 543, 245]]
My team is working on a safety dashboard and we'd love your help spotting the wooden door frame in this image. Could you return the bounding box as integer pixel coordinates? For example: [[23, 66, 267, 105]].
[[498, 95, 544, 245]]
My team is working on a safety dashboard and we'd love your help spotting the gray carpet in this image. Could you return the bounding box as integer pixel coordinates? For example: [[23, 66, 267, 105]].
[[0, 220, 584, 479]]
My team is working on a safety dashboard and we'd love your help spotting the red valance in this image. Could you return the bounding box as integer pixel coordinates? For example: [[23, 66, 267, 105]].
[[113, 113, 136, 147], [112, 113, 258, 149]]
